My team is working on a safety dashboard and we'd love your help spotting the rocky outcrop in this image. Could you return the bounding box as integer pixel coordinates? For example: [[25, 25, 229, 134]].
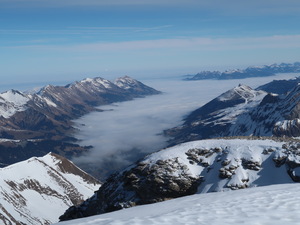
[[59, 158, 201, 221], [60, 138, 300, 221]]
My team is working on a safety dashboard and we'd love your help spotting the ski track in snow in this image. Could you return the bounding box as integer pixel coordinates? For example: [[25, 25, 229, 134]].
[[56, 183, 300, 225]]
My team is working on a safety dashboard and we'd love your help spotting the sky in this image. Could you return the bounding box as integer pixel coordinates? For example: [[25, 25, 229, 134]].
[[1, 0, 300, 89]]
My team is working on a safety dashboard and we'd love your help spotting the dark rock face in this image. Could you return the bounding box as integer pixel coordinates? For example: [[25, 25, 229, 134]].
[[0, 139, 92, 167], [59, 158, 201, 221]]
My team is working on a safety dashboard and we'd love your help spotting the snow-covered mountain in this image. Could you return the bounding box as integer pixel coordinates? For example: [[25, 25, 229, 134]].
[[185, 62, 300, 80], [166, 79, 300, 144], [0, 152, 100, 225], [166, 84, 268, 144], [0, 76, 160, 140], [56, 183, 300, 225], [59, 137, 300, 221], [0, 76, 160, 167]]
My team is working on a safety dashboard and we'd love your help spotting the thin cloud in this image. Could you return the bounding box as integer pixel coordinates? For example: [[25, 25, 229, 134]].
[[2, 0, 300, 15], [0, 25, 173, 34], [0, 0, 200, 8], [8, 34, 300, 52]]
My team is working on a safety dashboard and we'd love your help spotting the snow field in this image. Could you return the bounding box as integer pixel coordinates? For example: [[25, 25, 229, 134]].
[[56, 183, 300, 225]]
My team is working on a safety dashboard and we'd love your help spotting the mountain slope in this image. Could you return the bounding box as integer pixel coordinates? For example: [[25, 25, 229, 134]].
[[0, 152, 100, 225], [0, 76, 160, 140], [166, 84, 268, 144], [59, 137, 300, 221], [56, 183, 300, 225], [0, 76, 160, 168], [256, 76, 300, 95], [166, 79, 300, 144]]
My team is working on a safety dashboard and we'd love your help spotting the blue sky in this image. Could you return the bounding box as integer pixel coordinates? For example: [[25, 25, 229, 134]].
[[1, 0, 300, 89]]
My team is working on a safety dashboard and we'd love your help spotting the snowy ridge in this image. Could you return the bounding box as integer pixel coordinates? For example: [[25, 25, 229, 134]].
[[217, 84, 265, 101], [0, 153, 100, 225], [0, 76, 160, 142], [0, 76, 158, 121], [56, 183, 300, 225], [0, 90, 29, 118], [166, 84, 268, 143], [167, 80, 300, 144], [114, 76, 138, 89], [211, 85, 267, 126], [141, 138, 294, 192], [59, 138, 300, 221], [69, 77, 114, 92]]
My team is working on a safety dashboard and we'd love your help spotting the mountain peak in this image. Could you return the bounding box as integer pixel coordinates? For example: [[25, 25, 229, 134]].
[[114, 76, 138, 89], [0, 89, 29, 118], [45, 152, 100, 185], [217, 84, 265, 102]]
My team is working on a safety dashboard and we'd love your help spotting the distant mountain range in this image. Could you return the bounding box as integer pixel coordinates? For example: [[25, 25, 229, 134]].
[[0, 76, 160, 169], [0, 152, 100, 224], [184, 62, 300, 80]]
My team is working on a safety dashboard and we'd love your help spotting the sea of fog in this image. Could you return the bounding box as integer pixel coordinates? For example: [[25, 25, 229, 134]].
[[71, 73, 300, 179]]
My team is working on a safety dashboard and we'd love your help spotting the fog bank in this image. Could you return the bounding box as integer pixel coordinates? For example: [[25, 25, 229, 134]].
[[72, 73, 298, 179]]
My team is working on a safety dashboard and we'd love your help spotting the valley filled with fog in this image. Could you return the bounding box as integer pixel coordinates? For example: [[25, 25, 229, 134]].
[[72, 73, 298, 179]]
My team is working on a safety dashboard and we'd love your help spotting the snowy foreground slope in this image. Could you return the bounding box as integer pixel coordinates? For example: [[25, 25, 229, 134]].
[[57, 183, 300, 225], [60, 138, 300, 220], [0, 153, 100, 225]]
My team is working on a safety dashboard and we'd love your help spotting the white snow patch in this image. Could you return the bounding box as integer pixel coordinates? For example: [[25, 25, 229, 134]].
[[140, 139, 292, 193], [56, 183, 300, 225], [0, 90, 29, 118], [44, 97, 58, 107], [0, 153, 100, 224]]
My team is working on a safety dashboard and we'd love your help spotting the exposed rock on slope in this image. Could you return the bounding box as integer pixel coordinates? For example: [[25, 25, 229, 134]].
[[60, 138, 299, 221], [0, 152, 100, 225]]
